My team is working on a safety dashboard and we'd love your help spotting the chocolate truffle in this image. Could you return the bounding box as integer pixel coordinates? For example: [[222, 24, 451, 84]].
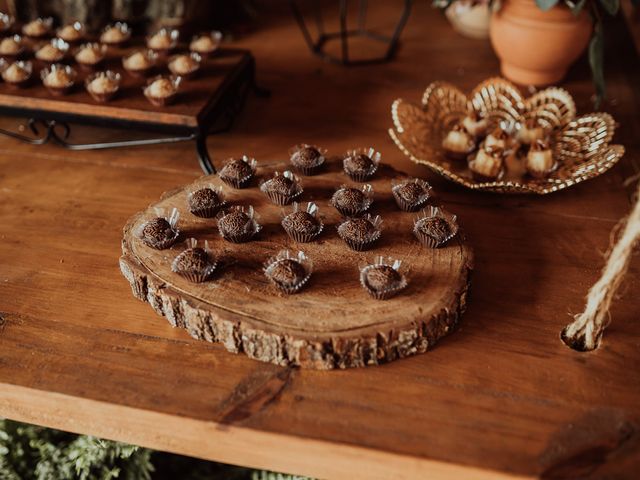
[[468, 145, 504, 182], [260, 171, 302, 205], [75, 43, 106, 67], [122, 50, 156, 77], [343, 148, 380, 182], [484, 127, 511, 150], [0, 35, 24, 56], [290, 144, 325, 175], [517, 117, 546, 146], [392, 178, 431, 212], [442, 123, 475, 160], [22, 18, 52, 38], [147, 28, 178, 52], [264, 250, 312, 294], [171, 241, 217, 282], [337, 215, 382, 251], [41, 64, 76, 95], [139, 209, 180, 250], [462, 110, 488, 139], [217, 206, 260, 243], [525, 139, 555, 178], [57, 22, 85, 43], [360, 257, 407, 300], [330, 185, 372, 217], [100, 23, 130, 45], [168, 53, 201, 78], [413, 207, 458, 248], [188, 186, 224, 217], [366, 265, 401, 291], [144, 76, 180, 107], [85, 71, 120, 102], [35, 39, 68, 62], [219, 156, 256, 189], [281, 202, 323, 242], [190, 31, 222, 55], [2, 61, 31, 86]]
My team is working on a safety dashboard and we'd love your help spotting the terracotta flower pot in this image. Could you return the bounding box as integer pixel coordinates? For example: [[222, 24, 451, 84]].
[[489, 0, 592, 86]]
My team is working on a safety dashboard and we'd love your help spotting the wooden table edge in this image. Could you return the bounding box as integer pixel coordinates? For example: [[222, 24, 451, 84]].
[[0, 382, 530, 480]]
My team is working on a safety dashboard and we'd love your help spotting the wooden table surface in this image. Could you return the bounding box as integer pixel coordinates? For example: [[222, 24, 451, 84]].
[[1, 2, 639, 479]]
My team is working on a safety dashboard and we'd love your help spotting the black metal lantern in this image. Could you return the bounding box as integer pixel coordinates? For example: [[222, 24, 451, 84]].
[[291, 0, 413, 66]]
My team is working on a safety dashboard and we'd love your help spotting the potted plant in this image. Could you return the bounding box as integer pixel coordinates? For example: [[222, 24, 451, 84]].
[[435, 0, 637, 103], [444, 0, 492, 39]]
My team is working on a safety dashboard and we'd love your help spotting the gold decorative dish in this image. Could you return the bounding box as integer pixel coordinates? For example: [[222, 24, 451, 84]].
[[389, 77, 625, 194]]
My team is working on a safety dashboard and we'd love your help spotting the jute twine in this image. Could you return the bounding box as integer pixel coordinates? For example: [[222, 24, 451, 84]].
[[562, 181, 640, 351]]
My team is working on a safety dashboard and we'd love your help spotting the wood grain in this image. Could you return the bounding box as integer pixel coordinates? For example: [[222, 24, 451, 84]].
[[120, 163, 473, 368], [0, 1, 639, 479]]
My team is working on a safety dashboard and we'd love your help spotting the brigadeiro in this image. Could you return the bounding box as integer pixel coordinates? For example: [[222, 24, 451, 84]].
[[441, 122, 475, 160], [468, 145, 505, 182], [337, 214, 382, 251], [171, 238, 217, 283], [137, 207, 180, 249], [289, 144, 326, 176], [281, 202, 323, 243], [330, 184, 373, 217], [264, 250, 313, 294], [360, 256, 407, 300], [218, 156, 257, 189], [413, 206, 459, 249], [343, 148, 380, 182], [217, 205, 261, 243], [391, 178, 432, 212], [259, 170, 303, 205], [187, 185, 226, 218]]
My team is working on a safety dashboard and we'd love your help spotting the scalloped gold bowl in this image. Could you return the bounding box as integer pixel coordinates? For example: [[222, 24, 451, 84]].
[[389, 77, 625, 194]]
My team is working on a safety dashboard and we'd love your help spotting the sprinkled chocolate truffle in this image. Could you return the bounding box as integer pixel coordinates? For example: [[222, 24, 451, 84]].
[[264, 250, 312, 294], [392, 178, 431, 212], [413, 207, 458, 248], [217, 206, 260, 243], [260, 171, 302, 205], [330, 185, 373, 216], [360, 257, 407, 300], [281, 202, 322, 242], [269, 259, 306, 286], [366, 265, 401, 291], [289, 144, 325, 175], [219, 156, 256, 189], [343, 148, 380, 182], [171, 240, 217, 282], [138, 208, 180, 249], [142, 218, 173, 242], [188, 186, 224, 217], [337, 214, 382, 251]]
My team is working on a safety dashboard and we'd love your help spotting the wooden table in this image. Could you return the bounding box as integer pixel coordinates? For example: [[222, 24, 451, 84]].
[[1, 2, 639, 479]]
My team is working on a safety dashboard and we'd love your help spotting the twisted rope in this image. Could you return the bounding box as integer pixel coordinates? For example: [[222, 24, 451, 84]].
[[562, 182, 640, 351]]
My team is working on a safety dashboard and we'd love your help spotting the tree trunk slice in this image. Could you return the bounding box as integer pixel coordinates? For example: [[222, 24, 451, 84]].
[[120, 162, 474, 369]]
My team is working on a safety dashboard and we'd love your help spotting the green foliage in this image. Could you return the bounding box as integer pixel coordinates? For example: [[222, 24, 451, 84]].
[[0, 419, 153, 480], [0, 419, 317, 480]]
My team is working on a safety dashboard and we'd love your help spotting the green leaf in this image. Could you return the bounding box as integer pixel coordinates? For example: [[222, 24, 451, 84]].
[[535, 0, 559, 10], [598, 0, 620, 15], [589, 24, 606, 107]]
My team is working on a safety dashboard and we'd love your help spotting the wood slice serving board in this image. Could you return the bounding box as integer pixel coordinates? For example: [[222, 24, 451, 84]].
[[120, 161, 474, 369]]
